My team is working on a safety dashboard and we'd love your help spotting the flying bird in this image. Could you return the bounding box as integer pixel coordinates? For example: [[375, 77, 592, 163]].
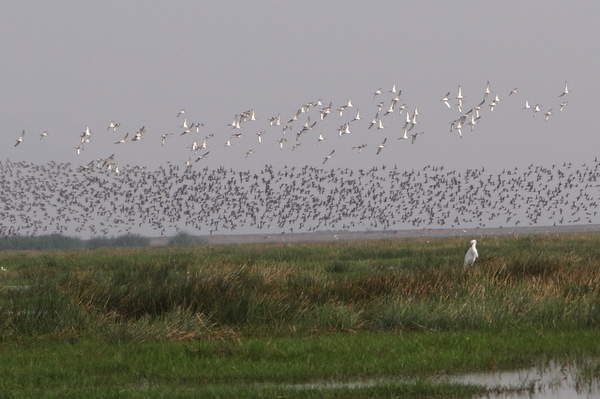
[[14, 130, 25, 147], [352, 144, 367, 152], [559, 81, 569, 97], [160, 133, 172, 146], [322, 149, 335, 164], [559, 102, 568, 112], [410, 131, 424, 144], [114, 132, 129, 144], [277, 137, 287, 149], [376, 137, 387, 155], [441, 92, 452, 109], [195, 151, 210, 161], [484, 81, 492, 96], [107, 121, 120, 132]]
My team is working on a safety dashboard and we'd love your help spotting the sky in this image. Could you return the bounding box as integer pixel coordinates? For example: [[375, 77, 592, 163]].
[[0, 1, 598, 171]]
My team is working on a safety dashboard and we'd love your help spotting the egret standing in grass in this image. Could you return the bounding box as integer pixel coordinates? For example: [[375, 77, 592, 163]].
[[464, 240, 478, 267]]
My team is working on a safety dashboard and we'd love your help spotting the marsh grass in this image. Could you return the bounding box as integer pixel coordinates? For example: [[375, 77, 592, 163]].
[[0, 379, 486, 399], [1, 233, 600, 339], [2, 234, 600, 397], [1, 329, 599, 398]]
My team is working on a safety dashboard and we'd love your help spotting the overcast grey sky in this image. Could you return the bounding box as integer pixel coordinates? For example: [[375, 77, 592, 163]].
[[1, 1, 598, 170]]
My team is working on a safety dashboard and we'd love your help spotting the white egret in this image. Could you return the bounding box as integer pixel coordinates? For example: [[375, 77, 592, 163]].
[[464, 240, 479, 267]]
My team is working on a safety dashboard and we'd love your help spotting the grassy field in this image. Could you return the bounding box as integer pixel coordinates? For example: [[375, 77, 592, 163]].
[[1, 233, 600, 397]]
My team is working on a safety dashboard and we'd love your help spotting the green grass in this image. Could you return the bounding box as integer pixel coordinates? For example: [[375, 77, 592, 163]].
[[1, 330, 597, 397], [1, 233, 600, 397], [0, 381, 485, 399]]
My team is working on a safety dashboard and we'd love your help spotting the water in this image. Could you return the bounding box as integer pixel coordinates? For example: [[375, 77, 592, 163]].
[[286, 360, 599, 398], [450, 360, 600, 399]]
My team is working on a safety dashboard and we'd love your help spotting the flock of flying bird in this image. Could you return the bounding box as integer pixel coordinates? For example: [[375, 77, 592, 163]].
[[10, 80, 570, 173], [1, 154, 599, 238], [1, 80, 581, 238]]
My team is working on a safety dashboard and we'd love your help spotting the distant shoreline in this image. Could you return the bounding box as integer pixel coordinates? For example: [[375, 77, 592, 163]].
[[148, 224, 600, 246]]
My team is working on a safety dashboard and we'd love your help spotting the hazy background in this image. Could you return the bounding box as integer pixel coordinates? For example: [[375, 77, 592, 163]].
[[0, 1, 598, 170]]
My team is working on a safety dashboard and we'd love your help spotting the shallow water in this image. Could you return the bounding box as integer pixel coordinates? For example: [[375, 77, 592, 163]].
[[287, 359, 599, 398], [450, 360, 599, 399]]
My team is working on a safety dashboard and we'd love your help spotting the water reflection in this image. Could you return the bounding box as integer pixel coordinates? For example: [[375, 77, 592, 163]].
[[287, 359, 599, 398], [449, 360, 599, 399]]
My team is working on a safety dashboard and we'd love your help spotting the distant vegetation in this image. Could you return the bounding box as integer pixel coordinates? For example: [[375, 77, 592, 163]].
[[0, 232, 210, 251], [85, 234, 152, 249], [167, 231, 208, 247], [0, 233, 151, 251]]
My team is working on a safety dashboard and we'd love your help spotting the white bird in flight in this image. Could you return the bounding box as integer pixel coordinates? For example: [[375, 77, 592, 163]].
[[107, 120, 120, 132], [456, 85, 464, 112], [269, 115, 280, 126], [398, 128, 409, 141], [277, 137, 287, 149], [376, 137, 387, 155], [484, 81, 492, 97], [441, 92, 451, 109], [114, 132, 129, 144], [559, 102, 568, 112], [82, 126, 92, 139], [14, 130, 25, 147], [160, 133, 172, 146], [257, 131, 264, 144], [559, 81, 569, 97]]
